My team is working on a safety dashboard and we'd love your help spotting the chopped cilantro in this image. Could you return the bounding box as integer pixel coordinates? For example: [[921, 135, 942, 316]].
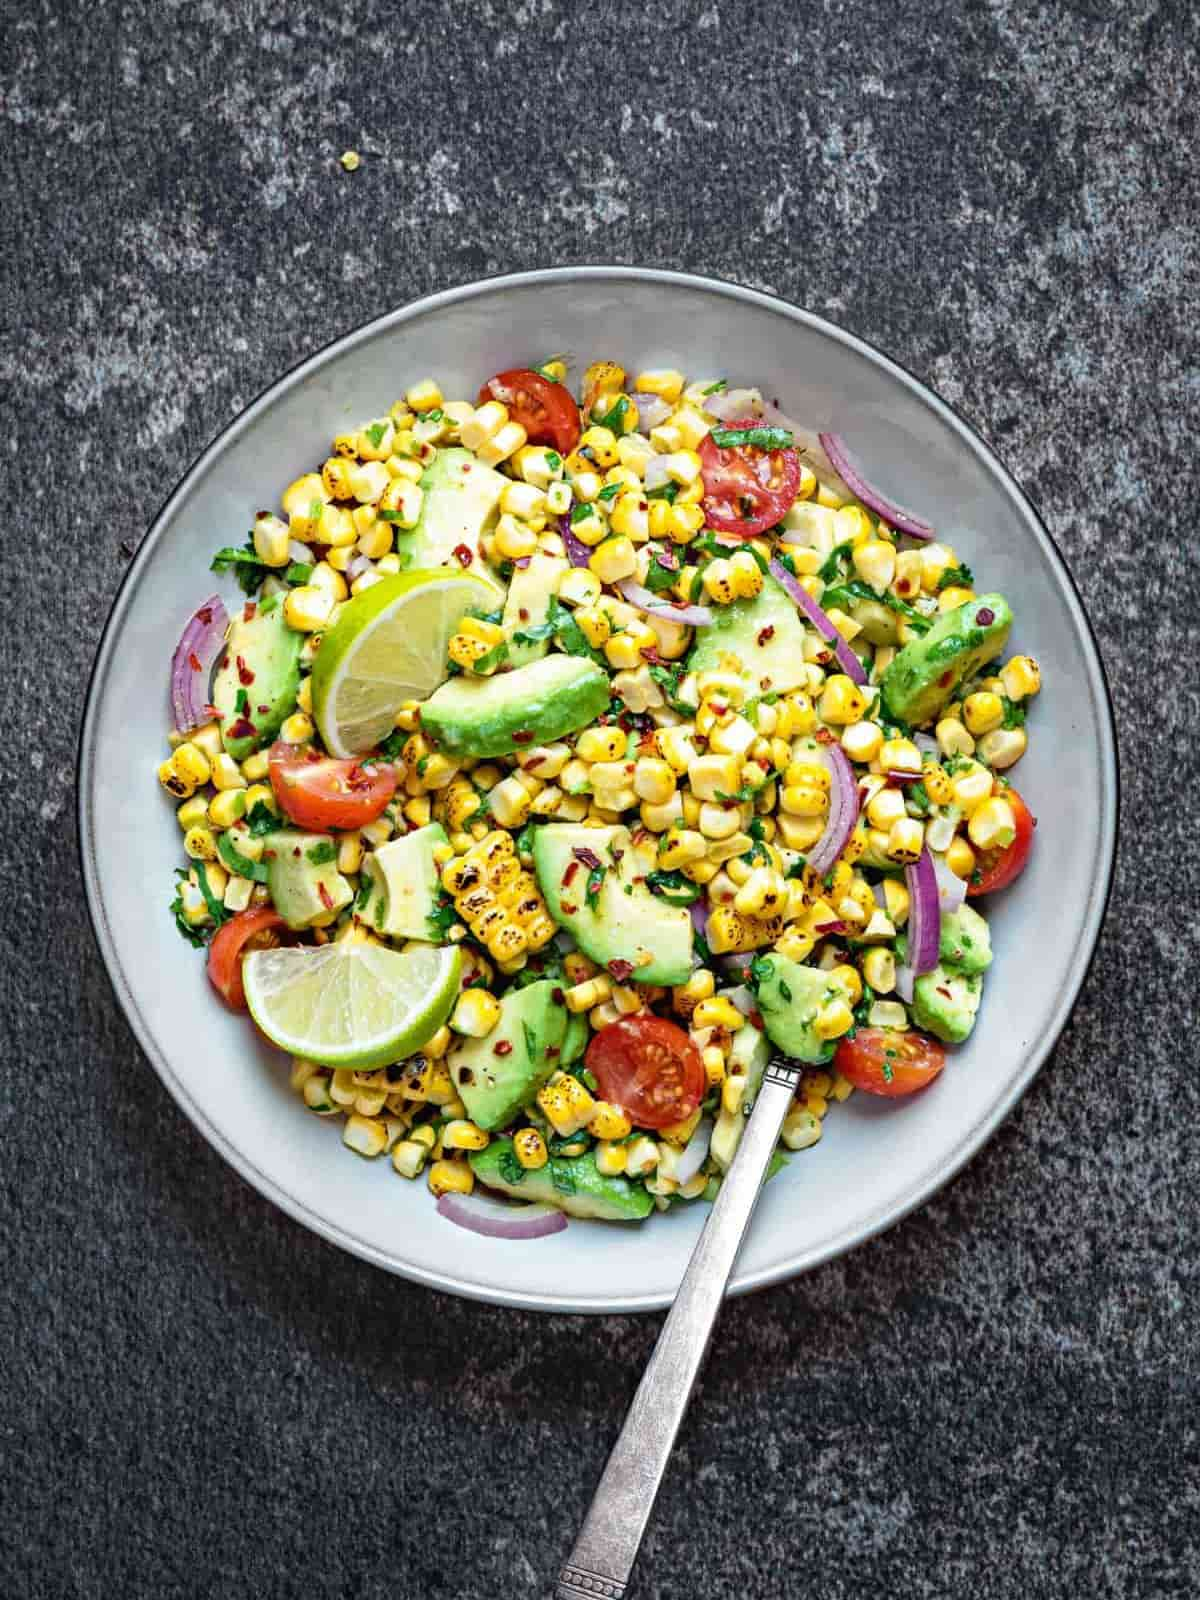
[[426, 897, 458, 939], [522, 1020, 538, 1060], [597, 482, 621, 502], [305, 841, 337, 866], [545, 450, 562, 468], [937, 563, 975, 591], [365, 421, 388, 449], [591, 394, 630, 433], [244, 801, 279, 837], [549, 1157, 577, 1195], [648, 663, 693, 715], [210, 541, 269, 596], [818, 541, 855, 583], [1001, 698, 1026, 729], [701, 379, 728, 395], [194, 861, 229, 928], [645, 869, 703, 905], [534, 365, 562, 384], [585, 865, 606, 911], [778, 977, 793, 1003], [234, 688, 249, 716], [710, 425, 794, 451], [259, 591, 280, 615], [497, 1147, 526, 1185], [644, 554, 680, 593], [168, 869, 208, 948], [821, 578, 930, 633], [547, 596, 605, 665], [512, 618, 557, 646], [472, 641, 510, 675], [645, 481, 679, 503], [514, 823, 536, 858], [284, 562, 313, 585]]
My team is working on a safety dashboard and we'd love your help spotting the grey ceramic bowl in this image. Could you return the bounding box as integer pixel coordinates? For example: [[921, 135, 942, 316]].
[[79, 267, 1117, 1313]]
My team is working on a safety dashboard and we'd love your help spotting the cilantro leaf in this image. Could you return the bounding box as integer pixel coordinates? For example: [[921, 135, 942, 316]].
[[701, 379, 727, 395], [498, 1146, 526, 1185], [306, 841, 337, 866], [645, 869, 703, 905], [244, 801, 280, 837], [168, 869, 208, 948], [937, 563, 975, 591], [597, 482, 621, 502], [210, 541, 269, 596], [591, 394, 630, 433], [711, 425, 794, 451], [549, 1158, 577, 1195], [194, 861, 229, 929]]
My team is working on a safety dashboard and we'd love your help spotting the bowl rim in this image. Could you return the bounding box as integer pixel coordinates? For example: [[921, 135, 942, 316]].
[[78, 264, 1119, 1313]]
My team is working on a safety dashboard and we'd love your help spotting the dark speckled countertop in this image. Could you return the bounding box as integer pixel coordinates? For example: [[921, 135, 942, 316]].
[[3, 2, 1198, 1596]]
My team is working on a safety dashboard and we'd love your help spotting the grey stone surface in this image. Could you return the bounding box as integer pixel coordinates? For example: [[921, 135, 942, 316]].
[[2, 0, 1198, 1596]]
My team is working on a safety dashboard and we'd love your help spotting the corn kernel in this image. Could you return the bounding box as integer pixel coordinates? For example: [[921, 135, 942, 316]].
[[589, 536, 638, 585], [967, 796, 1017, 851], [977, 727, 1028, 769], [818, 674, 868, 726], [813, 998, 854, 1041], [590, 1102, 633, 1141], [595, 1141, 629, 1177], [1001, 655, 1041, 701], [513, 1128, 548, 1170], [427, 1158, 474, 1197], [284, 585, 334, 632], [781, 1108, 822, 1151]]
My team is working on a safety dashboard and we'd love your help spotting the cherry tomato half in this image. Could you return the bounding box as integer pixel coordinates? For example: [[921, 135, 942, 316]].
[[478, 368, 581, 455], [699, 417, 801, 538], [834, 1028, 947, 1097], [268, 743, 397, 832], [585, 1016, 705, 1130], [207, 907, 287, 1011], [966, 787, 1036, 897]]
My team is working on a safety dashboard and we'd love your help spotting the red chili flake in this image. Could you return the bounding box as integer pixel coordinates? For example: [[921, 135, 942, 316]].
[[452, 544, 473, 567], [607, 959, 634, 982], [236, 655, 255, 686], [657, 547, 679, 571], [815, 727, 834, 744], [228, 717, 256, 740], [629, 829, 649, 848], [757, 625, 775, 646], [243, 602, 257, 622], [188, 652, 202, 672], [710, 701, 727, 717], [518, 607, 530, 621], [494, 1040, 513, 1056], [562, 861, 581, 886], [749, 1008, 765, 1030], [939, 669, 954, 687], [571, 846, 602, 871], [546, 1045, 560, 1057], [641, 648, 666, 665], [318, 881, 333, 910], [256, 705, 271, 715], [512, 730, 533, 744], [561, 902, 578, 915], [760, 676, 772, 690], [197, 606, 213, 625]]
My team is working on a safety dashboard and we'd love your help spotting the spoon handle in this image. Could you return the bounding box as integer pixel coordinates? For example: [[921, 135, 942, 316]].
[[555, 1056, 801, 1600]]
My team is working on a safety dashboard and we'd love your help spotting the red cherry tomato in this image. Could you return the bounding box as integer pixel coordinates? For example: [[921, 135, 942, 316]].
[[698, 417, 801, 538], [834, 1028, 947, 1097], [207, 907, 287, 1011], [966, 787, 1036, 897], [477, 368, 581, 455], [268, 742, 397, 832], [585, 1016, 705, 1130]]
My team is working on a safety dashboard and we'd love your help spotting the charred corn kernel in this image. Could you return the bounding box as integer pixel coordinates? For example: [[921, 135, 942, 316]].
[[634, 368, 684, 401], [399, 377, 440, 413], [557, 568, 601, 609], [455, 614, 504, 649], [375, 553, 402, 575], [578, 425, 619, 468], [919, 760, 954, 805], [682, 858, 721, 886], [655, 725, 698, 774], [487, 776, 533, 829], [250, 510, 291, 567], [781, 782, 829, 818], [545, 480, 572, 516], [775, 924, 817, 963], [781, 1107, 822, 1151], [448, 631, 490, 671], [175, 794, 210, 831], [939, 585, 976, 611], [733, 867, 788, 918], [786, 691, 817, 734], [537, 1074, 596, 1137], [852, 538, 897, 593], [281, 472, 327, 519], [657, 828, 708, 869], [284, 585, 334, 632], [877, 738, 920, 775], [569, 467, 604, 505], [708, 714, 757, 759], [944, 836, 977, 879], [864, 787, 905, 831], [968, 795, 1017, 851], [628, 757, 673, 806], [701, 1045, 727, 1087], [173, 742, 212, 790], [672, 969, 715, 1019], [308, 562, 348, 605], [888, 548, 922, 599], [914, 542, 954, 591], [235, 749, 269, 785], [207, 789, 246, 830], [707, 905, 778, 954], [427, 1158, 474, 1197], [243, 784, 275, 817], [727, 550, 764, 599], [374, 478, 422, 529], [450, 988, 501, 1037], [886, 817, 925, 862], [1001, 655, 1041, 701], [158, 757, 194, 800], [573, 605, 612, 649], [963, 692, 1004, 736], [512, 1128, 548, 1170], [693, 996, 743, 1032], [511, 444, 561, 489], [813, 998, 854, 1041], [589, 536, 638, 585], [589, 1102, 633, 1142], [183, 825, 218, 861], [977, 727, 1027, 769], [564, 976, 613, 1014], [721, 1074, 747, 1117], [818, 675, 868, 726], [442, 1119, 488, 1153], [497, 480, 547, 525], [701, 559, 737, 605], [862, 947, 896, 994], [278, 712, 313, 746]]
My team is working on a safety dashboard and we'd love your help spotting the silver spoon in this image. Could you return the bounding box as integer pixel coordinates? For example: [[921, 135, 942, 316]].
[[555, 1051, 802, 1599]]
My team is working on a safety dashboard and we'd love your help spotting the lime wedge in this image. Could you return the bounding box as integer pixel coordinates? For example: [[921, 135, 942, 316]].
[[242, 940, 461, 1069], [312, 569, 499, 757]]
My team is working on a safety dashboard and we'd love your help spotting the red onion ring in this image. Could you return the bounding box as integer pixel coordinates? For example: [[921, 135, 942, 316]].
[[559, 514, 592, 568], [886, 768, 923, 784], [818, 433, 935, 540], [930, 849, 967, 914], [805, 742, 861, 877], [617, 578, 712, 628], [767, 559, 867, 686], [170, 595, 229, 733], [690, 899, 710, 941], [436, 1192, 567, 1240], [674, 1118, 713, 1186], [905, 847, 941, 978], [631, 391, 673, 430]]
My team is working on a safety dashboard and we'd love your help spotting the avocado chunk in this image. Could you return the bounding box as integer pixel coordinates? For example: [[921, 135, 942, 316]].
[[502, 551, 569, 667], [216, 826, 269, 883], [470, 1139, 653, 1221], [211, 601, 303, 760], [448, 980, 567, 1131], [911, 962, 983, 1043], [559, 1011, 590, 1068], [263, 831, 353, 929], [880, 594, 1012, 726], [420, 654, 610, 759], [532, 822, 693, 986], [710, 1023, 770, 1172], [399, 447, 507, 580], [938, 903, 992, 975], [688, 574, 811, 697], [751, 955, 840, 1064], [360, 822, 448, 940]]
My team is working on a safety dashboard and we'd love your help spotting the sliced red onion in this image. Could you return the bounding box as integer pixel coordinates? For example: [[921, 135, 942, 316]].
[[617, 578, 713, 628], [346, 553, 375, 582], [674, 1118, 713, 1187], [930, 850, 967, 914], [631, 391, 673, 430], [513, 555, 532, 569], [805, 742, 861, 877], [436, 1192, 567, 1240], [818, 432, 935, 540], [288, 539, 314, 564], [705, 387, 764, 421], [887, 768, 923, 784], [895, 964, 915, 1004], [723, 985, 755, 1017], [643, 455, 672, 492], [170, 595, 229, 733], [767, 559, 867, 686], [719, 951, 755, 975], [559, 514, 591, 568], [690, 899, 709, 941], [905, 847, 941, 977], [914, 732, 941, 758]]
